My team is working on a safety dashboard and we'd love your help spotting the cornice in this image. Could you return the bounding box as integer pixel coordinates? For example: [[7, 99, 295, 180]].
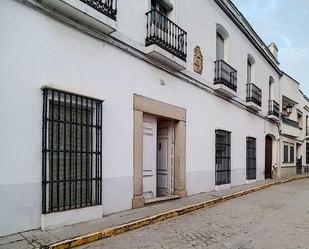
[[214, 0, 283, 76]]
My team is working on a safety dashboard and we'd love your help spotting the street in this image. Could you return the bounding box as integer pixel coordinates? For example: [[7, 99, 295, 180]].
[[78, 178, 309, 249]]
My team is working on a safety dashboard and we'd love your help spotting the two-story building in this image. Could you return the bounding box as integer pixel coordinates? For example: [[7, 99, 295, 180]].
[[280, 73, 309, 176], [0, 0, 306, 237]]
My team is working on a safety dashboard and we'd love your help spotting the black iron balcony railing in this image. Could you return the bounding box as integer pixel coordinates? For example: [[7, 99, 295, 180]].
[[246, 83, 262, 107], [145, 9, 187, 61], [268, 100, 280, 118], [80, 0, 117, 20], [214, 60, 237, 91], [282, 116, 300, 128]]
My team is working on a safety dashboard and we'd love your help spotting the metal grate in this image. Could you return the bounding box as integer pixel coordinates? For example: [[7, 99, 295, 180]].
[[307, 143, 309, 164], [246, 83, 262, 107], [290, 146, 294, 163], [80, 0, 117, 20], [214, 60, 237, 91], [268, 100, 280, 118], [246, 137, 256, 180], [145, 9, 187, 61], [42, 87, 103, 213], [215, 130, 231, 185]]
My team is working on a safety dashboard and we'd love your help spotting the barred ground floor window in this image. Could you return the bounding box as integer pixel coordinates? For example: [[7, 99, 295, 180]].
[[307, 143, 309, 164], [283, 142, 295, 164], [42, 87, 103, 213], [215, 130, 231, 185], [246, 137, 256, 180]]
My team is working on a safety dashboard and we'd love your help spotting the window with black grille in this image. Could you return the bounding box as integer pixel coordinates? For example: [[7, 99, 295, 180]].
[[306, 143, 309, 164], [42, 87, 103, 213], [246, 137, 256, 180], [290, 145, 294, 163], [215, 130, 231, 185], [283, 144, 289, 163]]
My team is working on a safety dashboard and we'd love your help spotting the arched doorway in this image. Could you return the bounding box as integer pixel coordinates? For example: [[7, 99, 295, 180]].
[[265, 135, 273, 179]]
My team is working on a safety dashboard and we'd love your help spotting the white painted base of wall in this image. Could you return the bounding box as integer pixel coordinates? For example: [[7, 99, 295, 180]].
[[215, 183, 231, 191], [0, 182, 41, 237], [41, 205, 103, 230], [245, 179, 257, 185]]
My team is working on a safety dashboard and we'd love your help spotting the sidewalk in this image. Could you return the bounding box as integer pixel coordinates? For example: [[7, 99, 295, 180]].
[[1, 174, 308, 249]]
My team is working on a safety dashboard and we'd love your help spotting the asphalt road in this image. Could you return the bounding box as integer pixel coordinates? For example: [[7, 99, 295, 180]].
[[78, 178, 309, 249]]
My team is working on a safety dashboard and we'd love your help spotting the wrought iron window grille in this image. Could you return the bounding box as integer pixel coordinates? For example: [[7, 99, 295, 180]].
[[246, 83, 262, 107], [42, 87, 103, 214], [246, 137, 256, 180], [215, 130, 231, 185], [146, 9, 187, 61], [80, 0, 117, 20], [268, 100, 280, 118], [214, 60, 237, 91]]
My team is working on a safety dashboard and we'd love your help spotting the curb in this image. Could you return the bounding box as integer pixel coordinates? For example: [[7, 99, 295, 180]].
[[45, 175, 309, 249]]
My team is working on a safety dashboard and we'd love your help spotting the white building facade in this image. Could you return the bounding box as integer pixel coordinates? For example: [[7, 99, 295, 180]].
[[0, 0, 307, 236]]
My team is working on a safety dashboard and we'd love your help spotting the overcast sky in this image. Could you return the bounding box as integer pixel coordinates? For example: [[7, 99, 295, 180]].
[[232, 0, 309, 95]]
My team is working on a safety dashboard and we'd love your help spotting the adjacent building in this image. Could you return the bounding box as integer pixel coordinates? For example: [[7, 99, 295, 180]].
[[0, 0, 308, 236]]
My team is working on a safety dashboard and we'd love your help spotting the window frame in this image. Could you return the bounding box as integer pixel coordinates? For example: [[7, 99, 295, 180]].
[[246, 137, 256, 180], [216, 32, 225, 61], [247, 60, 252, 83], [215, 129, 231, 185], [306, 142, 309, 164], [283, 143, 295, 164], [283, 144, 289, 163], [290, 145, 295, 163], [42, 87, 103, 214]]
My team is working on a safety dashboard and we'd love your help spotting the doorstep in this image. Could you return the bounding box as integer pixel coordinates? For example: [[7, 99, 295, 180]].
[[145, 195, 180, 205], [1, 174, 309, 249]]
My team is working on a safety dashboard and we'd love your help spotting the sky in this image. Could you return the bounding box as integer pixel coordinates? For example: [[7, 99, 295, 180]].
[[232, 0, 309, 95]]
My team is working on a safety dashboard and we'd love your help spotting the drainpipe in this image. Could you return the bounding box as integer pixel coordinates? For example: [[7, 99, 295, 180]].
[[277, 74, 283, 178]]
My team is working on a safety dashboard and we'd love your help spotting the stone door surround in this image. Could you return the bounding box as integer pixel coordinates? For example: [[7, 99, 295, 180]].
[[132, 94, 187, 208]]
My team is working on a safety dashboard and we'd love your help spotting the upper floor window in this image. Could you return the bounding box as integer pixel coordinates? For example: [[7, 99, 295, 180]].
[[151, 0, 173, 16], [247, 55, 255, 83], [269, 76, 274, 101], [216, 24, 229, 61], [216, 33, 225, 61]]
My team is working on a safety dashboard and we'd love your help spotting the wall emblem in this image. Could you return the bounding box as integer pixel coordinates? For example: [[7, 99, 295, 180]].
[[193, 46, 203, 75]]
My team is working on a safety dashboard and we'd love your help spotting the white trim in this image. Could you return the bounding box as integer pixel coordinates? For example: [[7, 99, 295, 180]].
[[41, 205, 103, 230]]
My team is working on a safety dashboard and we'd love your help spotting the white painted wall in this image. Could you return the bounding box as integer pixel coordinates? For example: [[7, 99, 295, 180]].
[[0, 0, 283, 236]]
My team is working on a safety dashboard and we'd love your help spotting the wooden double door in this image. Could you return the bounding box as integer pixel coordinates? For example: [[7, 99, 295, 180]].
[[142, 115, 174, 199]]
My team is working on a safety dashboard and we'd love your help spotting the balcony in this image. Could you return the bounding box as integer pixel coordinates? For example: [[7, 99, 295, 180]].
[[40, 0, 117, 34], [145, 9, 187, 70], [214, 60, 237, 98], [246, 83, 262, 111], [80, 0, 117, 20], [268, 100, 280, 122], [282, 116, 300, 137]]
